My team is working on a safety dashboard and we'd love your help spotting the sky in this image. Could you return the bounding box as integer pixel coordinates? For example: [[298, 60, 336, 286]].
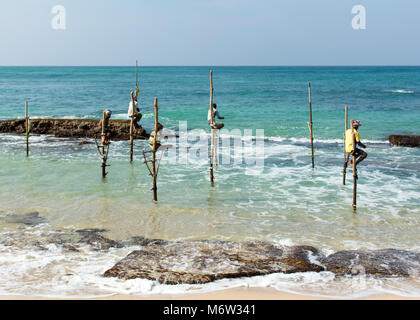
[[0, 0, 419, 66]]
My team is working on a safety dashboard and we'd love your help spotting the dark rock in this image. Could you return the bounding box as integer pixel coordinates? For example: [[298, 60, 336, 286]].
[[103, 240, 325, 284], [122, 236, 169, 247], [0, 119, 149, 141], [324, 249, 420, 277], [62, 244, 80, 252], [1, 211, 47, 226], [0, 227, 123, 252], [389, 135, 420, 147], [75, 228, 124, 250], [75, 228, 109, 234], [78, 140, 93, 145]]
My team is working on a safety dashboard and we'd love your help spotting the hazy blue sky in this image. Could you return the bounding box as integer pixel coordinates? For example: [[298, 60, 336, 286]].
[[0, 0, 419, 66]]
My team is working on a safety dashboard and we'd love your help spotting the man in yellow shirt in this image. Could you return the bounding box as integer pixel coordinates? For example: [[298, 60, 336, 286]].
[[345, 120, 367, 166]]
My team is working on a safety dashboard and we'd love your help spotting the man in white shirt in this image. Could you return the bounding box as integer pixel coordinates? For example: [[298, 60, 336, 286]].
[[208, 103, 224, 129], [128, 91, 142, 129]]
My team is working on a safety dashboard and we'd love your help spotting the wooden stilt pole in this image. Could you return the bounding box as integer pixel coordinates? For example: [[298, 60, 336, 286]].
[[352, 164, 357, 211], [152, 98, 159, 201], [94, 111, 110, 179], [25, 100, 29, 157], [142, 98, 160, 201], [343, 105, 349, 185], [129, 91, 135, 162], [136, 60, 139, 92], [129, 60, 140, 163], [101, 111, 107, 178], [209, 70, 215, 184], [351, 121, 357, 211], [308, 82, 315, 168], [96, 111, 110, 178], [351, 154, 357, 211]]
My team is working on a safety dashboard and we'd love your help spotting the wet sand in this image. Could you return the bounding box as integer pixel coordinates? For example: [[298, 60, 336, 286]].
[[0, 287, 418, 300]]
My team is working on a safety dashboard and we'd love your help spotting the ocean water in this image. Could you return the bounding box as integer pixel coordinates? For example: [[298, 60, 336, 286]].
[[0, 66, 419, 298]]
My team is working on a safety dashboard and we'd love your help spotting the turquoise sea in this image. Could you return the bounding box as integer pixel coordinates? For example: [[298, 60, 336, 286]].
[[0, 66, 419, 297]]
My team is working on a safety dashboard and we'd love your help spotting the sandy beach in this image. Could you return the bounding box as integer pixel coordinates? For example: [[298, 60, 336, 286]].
[[0, 287, 418, 300]]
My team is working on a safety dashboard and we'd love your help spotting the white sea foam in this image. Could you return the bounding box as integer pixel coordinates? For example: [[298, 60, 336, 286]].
[[0, 239, 418, 299], [268, 136, 389, 145], [386, 89, 415, 94], [110, 113, 129, 120]]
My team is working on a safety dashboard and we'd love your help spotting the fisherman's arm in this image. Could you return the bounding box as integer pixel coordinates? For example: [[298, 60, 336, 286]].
[[358, 141, 367, 149], [215, 110, 224, 119]]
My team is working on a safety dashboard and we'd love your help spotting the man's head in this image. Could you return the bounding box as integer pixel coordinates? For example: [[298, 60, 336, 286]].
[[157, 123, 164, 131], [212, 103, 217, 109], [104, 110, 112, 118], [352, 120, 361, 129]]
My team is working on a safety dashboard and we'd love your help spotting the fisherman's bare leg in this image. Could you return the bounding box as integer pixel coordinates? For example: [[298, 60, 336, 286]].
[[356, 151, 367, 165]]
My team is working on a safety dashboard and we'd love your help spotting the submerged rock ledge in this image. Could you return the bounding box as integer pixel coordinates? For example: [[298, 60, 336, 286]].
[[103, 238, 420, 284], [0, 118, 148, 141]]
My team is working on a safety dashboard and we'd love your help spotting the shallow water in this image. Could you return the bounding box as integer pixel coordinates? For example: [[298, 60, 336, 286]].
[[0, 66, 419, 297]]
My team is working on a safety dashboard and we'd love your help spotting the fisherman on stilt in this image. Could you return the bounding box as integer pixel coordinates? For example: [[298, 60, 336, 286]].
[[128, 91, 142, 130], [208, 103, 225, 129], [345, 120, 367, 178], [149, 123, 164, 151], [98, 109, 112, 145]]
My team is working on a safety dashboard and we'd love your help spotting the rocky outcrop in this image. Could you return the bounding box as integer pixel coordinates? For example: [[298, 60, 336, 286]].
[[323, 249, 420, 277], [103, 240, 420, 284], [75, 229, 125, 250], [0, 226, 124, 252], [0, 119, 148, 141], [103, 240, 326, 284], [1, 222, 418, 283], [389, 135, 420, 147]]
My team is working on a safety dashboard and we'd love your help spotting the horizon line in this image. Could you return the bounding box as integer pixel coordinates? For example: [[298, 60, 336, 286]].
[[1, 65, 420, 68]]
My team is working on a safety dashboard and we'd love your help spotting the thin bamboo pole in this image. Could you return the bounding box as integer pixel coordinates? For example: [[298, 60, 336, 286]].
[[343, 105, 349, 185], [130, 60, 139, 163], [25, 100, 29, 157], [351, 121, 357, 211], [152, 98, 159, 201], [209, 70, 215, 184], [101, 111, 107, 178], [129, 91, 135, 162], [345, 105, 348, 156], [136, 60, 139, 92], [351, 155, 357, 211], [352, 163, 357, 211], [308, 82, 315, 168]]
